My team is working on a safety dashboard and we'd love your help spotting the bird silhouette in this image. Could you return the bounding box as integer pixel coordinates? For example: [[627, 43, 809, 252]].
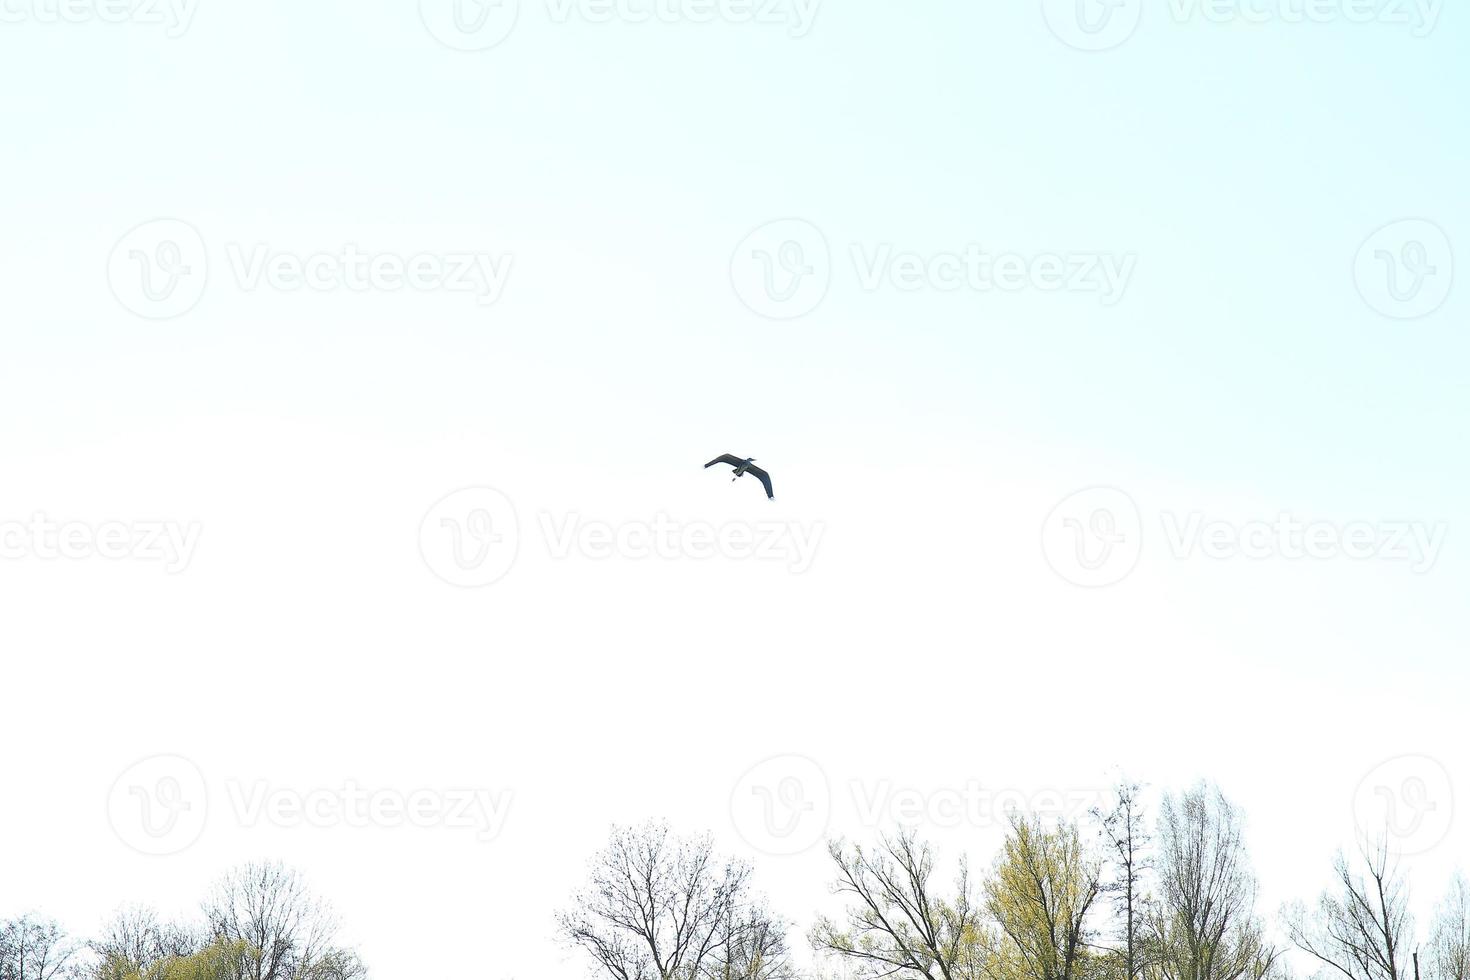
[[704, 454, 774, 500]]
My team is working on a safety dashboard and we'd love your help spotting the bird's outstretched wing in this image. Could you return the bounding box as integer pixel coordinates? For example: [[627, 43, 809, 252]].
[[704, 454, 745, 469], [746, 464, 774, 500]]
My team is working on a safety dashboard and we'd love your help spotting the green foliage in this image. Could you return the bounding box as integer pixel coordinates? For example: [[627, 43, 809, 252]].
[[985, 814, 1103, 980], [105, 941, 247, 980]]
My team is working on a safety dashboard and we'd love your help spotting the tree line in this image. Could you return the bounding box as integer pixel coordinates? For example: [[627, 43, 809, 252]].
[[556, 781, 1470, 980], [7, 782, 1466, 980], [1, 862, 365, 980]]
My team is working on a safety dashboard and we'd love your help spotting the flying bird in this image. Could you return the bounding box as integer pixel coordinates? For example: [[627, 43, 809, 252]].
[[705, 454, 774, 500]]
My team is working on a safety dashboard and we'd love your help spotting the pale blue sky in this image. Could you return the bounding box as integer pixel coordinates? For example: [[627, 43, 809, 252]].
[[1, 3, 1465, 978]]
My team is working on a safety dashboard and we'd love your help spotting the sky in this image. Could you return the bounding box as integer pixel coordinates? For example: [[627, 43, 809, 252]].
[[0, 1, 1465, 978]]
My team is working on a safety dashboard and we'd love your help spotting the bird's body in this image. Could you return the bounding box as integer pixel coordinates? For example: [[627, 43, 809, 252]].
[[704, 454, 775, 500]]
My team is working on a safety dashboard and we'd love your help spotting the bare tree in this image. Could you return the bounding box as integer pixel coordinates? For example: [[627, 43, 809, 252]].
[[1095, 781, 1153, 980], [201, 862, 365, 980], [1149, 785, 1279, 980], [984, 812, 1103, 980], [713, 903, 797, 980], [1285, 839, 1411, 980], [811, 831, 987, 980], [0, 915, 80, 980], [1427, 874, 1470, 980], [557, 822, 794, 980]]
